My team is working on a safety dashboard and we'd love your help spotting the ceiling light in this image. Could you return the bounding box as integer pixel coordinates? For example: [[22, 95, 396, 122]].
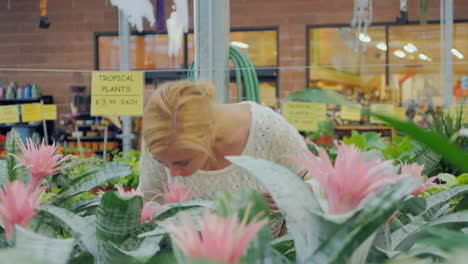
[[394, 50, 406, 58], [376, 42, 387, 51], [358, 33, 371, 43], [230, 41, 249, 49], [452, 48, 464, 59], [419, 53, 428, 60], [403, 43, 417, 53]]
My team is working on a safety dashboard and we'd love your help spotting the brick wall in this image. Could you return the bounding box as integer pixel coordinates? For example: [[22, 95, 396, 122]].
[[0, 0, 466, 106]]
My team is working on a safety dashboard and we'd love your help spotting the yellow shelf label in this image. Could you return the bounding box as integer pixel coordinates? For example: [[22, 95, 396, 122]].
[[42, 104, 57, 120], [0, 105, 19, 124], [341, 104, 362, 121], [282, 102, 326, 131], [370, 104, 395, 124], [21, 104, 42, 122]]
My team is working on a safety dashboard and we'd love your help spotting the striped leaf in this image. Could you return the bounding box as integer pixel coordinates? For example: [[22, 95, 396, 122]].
[[58, 162, 132, 199], [43, 205, 98, 257], [227, 156, 332, 264], [5, 128, 30, 182], [96, 191, 142, 264], [14, 226, 74, 264]]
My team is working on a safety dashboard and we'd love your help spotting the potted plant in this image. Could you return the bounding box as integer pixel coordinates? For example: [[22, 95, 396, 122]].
[[314, 120, 334, 146]]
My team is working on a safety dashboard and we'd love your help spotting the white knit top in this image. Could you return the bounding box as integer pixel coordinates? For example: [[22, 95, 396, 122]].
[[138, 101, 308, 237]]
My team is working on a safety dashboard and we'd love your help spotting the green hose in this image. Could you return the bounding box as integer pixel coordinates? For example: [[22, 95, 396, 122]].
[[187, 45, 260, 104]]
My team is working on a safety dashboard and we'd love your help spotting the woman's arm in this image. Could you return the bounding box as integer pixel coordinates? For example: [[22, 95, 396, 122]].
[[137, 140, 168, 200]]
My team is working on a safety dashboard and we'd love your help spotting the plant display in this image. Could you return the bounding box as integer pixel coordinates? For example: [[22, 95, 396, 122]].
[[0, 106, 468, 264]]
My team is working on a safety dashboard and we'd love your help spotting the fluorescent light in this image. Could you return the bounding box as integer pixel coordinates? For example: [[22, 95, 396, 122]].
[[394, 50, 406, 58], [418, 53, 429, 60], [403, 43, 417, 53], [358, 33, 371, 43], [452, 48, 464, 59], [231, 41, 249, 49], [376, 42, 387, 51]]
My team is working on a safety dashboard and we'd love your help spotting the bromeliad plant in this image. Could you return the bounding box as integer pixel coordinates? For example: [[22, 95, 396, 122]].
[[0, 129, 215, 264], [2, 102, 468, 264]]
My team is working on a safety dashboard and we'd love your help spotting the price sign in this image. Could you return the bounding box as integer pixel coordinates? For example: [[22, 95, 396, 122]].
[[282, 102, 326, 131], [91, 72, 144, 116]]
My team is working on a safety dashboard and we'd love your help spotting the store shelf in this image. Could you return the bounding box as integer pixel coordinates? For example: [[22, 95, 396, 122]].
[[0, 99, 41, 105], [335, 125, 396, 137], [0, 123, 42, 128], [67, 136, 120, 141], [309, 68, 363, 87]]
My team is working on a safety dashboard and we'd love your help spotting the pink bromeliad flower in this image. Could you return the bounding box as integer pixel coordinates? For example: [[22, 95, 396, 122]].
[[116, 185, 162, 224], [9, 139, 73, 190], [156, 181, 195, 204], [162, 207, 267, 264], [0, 180, 47, 240], [401, 162, 439, 196], [292, 143, 401, 216]]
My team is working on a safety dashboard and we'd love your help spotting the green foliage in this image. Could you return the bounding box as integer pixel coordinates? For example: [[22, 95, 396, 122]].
[[382, 136, 415, 162], [342, 131, 416, 162], [110, 150, 141, 188], [13, 226, 75, 264], [374, 113, 468, 174], [5, 128, 30, 182]]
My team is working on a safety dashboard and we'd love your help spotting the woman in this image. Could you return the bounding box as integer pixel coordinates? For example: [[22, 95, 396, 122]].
[[138, 80, 309, 237]]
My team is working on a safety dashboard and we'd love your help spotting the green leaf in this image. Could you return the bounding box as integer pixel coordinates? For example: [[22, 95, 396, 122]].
[[96, 191, 143, 264], [139, 207, 206, 238], [373, 113, 468, 173], [310, 177, 420, 263], [343, 133, 366, 150], [0, 248, 47, 264], [146, 251, 177, 263], [457, 174, 468, 185], [216, 190, 269, 222], [272, 233, 293, 250], [42, 205, 98, 257], [454, 195, 468, 212], [438, 173, 458, 187], [67, 196, 101, 212], [112, 235, 164, 263], [14, 226, 74, 264], [392, 211, 468, 251], [263, 247, 294, 264], [58, 162, 132, 199], [154, 200, 215, 221], [363, 132, 387, 150], [391, 245, 449, 260], [5, 128, 30, 182], [417, 226, 468, 251], [227, 156, 331, 263], [382, 136, 415, 162], [0, 160, 8, 187], [420, 185, 468, 221], [272, 233, 295, 261], [399, 197, 427, 216]]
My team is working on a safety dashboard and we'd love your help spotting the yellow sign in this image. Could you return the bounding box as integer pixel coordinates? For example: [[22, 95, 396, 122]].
[[341, 104, 362, 121], [91, 72, 144, 116], [370, 104, 395, 124], [282, 102, 326, 131], [0, 105, 19, 124], [21, 104, 42, 122], [395, 107, 407, 122], [42, 104, 57, 120]]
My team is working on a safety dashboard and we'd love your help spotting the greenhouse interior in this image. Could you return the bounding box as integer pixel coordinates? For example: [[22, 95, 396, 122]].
[[0, 0, 468, 263]]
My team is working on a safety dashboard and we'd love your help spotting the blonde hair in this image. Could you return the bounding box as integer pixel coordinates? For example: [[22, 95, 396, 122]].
[[142, 80, 216, 159]]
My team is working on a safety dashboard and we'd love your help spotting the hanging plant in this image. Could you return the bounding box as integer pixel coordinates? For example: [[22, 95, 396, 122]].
[[419, 0, 436, 25], [39, 0, 50, 29]]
